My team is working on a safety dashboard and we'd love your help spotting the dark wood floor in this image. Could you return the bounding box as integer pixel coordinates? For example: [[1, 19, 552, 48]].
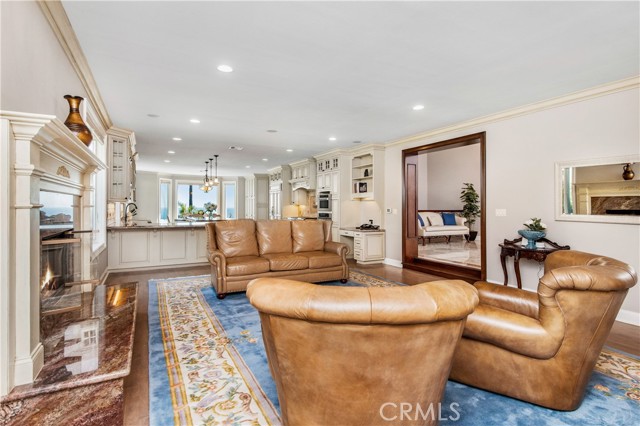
[[110, 261, 640, 426]]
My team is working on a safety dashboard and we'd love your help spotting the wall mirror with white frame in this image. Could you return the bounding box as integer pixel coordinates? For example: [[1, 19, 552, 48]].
[[555, 155, 640, 225]]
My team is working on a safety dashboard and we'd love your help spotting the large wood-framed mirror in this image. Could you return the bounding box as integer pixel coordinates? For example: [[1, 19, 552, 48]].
[[402, 132, 486, 282]]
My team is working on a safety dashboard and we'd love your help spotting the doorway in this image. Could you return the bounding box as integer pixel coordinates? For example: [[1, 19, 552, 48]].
[[402, 132, 486, 282]]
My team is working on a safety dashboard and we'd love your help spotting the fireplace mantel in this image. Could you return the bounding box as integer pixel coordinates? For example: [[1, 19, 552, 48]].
[[0, 111, 105, 397]]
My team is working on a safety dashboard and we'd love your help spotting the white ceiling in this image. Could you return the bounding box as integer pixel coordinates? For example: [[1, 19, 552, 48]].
[[62, 1, 639, 177]]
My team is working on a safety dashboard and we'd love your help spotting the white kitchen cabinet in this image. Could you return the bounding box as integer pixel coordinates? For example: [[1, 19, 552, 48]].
[[289, 158, 316, 191], [107, 226, 208, 270], [245, 174, 269, 220], [107, 127, 136, 202], [339, 228, 385, 264], [267, 166, 292, 219]]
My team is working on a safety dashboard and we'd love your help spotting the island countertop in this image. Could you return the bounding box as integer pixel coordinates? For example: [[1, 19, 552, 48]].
[[107, 221, 219, 231]]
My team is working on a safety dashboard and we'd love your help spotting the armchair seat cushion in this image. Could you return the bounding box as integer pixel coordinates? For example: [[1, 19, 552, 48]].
[[226, 256, 270, 276], [262, 253, 309, 271], [299, 251, 343, 269]]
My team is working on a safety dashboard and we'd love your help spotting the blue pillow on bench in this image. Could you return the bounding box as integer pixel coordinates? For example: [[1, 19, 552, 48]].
[[442, 213, 457, 226], [418, 214, 425, 227]]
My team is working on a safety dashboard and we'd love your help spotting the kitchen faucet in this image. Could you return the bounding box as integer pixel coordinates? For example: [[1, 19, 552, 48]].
[[124, 202, 138, 226]]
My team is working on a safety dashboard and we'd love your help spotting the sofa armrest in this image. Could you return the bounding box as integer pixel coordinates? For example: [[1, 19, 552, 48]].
[[208, 249, 227, 272], [324, 241, 348, 257], [474, 282, 538, 319], [464, 304, 562, 359]]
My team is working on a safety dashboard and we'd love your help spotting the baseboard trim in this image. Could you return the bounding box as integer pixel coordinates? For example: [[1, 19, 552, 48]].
[[107, 261, 208, 275], [616, 309, 640, 326], [383, 258, 403, 268], [13, 343, 44, 386]]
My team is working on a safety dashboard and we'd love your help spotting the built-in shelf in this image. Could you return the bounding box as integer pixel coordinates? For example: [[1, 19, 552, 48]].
[[350, 148, 384, 201]]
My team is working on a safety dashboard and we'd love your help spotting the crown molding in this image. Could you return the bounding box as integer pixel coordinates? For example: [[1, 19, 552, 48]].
[[37, 0, 112, 130], [386, 76, 640, 148]]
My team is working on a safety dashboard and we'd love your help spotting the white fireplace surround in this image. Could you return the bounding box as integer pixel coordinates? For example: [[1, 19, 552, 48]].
[[0, 111, 105, 397]]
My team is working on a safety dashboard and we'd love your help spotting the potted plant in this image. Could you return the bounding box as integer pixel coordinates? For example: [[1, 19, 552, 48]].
[[460, 182, 480, 241]]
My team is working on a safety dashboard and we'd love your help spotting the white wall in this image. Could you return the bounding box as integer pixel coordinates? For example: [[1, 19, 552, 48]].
[[425, 144, 481, 210], [384, 85, 640, 321], [0, 1, 87, 117]]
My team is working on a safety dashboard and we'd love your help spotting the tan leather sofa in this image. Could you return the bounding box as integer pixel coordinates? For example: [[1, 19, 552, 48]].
[[206, 219, 348, 298], [449, 250, 637, 410], [247, 278, 479, 426]]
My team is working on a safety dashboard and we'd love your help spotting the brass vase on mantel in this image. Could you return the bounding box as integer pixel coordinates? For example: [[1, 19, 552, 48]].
[[63, 95, 93, 147], [622, 163, 635, 181]]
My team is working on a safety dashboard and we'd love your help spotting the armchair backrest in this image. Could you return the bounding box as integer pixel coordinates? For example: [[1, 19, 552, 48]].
[[248, 278, 478, 426], [535, 250, 636, 395]]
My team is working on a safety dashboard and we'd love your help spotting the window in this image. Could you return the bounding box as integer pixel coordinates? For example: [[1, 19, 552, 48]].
[[223, 182, 236, 219], [176, 181, 219, 220], [159, 179, 171, 223]]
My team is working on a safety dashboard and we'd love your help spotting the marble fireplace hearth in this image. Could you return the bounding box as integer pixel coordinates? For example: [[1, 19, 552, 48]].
[[0, 282, 137, 426]]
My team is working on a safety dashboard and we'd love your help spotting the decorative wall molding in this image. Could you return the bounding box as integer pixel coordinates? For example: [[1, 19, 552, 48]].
[[37, 0, 112, 131], [56, 165, 70, 178], [386, 76, 640, 148]]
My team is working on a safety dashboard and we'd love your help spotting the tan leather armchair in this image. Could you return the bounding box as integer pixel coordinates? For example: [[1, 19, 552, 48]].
[[247, 278, 479, 426], [449, 250, 637, 410]]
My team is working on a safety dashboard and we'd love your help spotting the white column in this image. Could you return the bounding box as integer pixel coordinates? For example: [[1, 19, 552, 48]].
[[0, 119, 15, 397], [11, 122, 45, 386]]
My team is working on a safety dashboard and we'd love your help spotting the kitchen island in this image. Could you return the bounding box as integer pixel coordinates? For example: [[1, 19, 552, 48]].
[[107, 222, 211, 270]]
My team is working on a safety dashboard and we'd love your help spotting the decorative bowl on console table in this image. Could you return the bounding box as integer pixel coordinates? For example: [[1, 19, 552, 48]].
[[517, 229, 546, 249]]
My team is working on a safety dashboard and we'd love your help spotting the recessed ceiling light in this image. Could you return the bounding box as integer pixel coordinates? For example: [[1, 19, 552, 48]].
[[245, 165, 251, 168], [190, 119, 200, 124], [267, 129, 278, 133], [147, 114, 159, 118], [286, 149, 293, 152], [352, 141, 362, 144], [172, 137, 182, 141], [412, 105, 425, 111], [217, 64, 233, 73], [262, 158, 268, 162], [164, 160, 171, 163], [167, 150, 175, 154], [329, 137, 337, 141], [228, 146, 244, 151]]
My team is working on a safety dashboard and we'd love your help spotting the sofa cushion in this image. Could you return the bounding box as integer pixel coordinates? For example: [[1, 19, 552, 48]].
[[256, 220, 292, 255], [442, 213, 457, 225], [215, 219, 259, 257], [226, 256, 270, 276], [262, 253, 309, 271], [424, 212, 444, 226], [299, 251, 343, 269], [291, 221, 325, 253]]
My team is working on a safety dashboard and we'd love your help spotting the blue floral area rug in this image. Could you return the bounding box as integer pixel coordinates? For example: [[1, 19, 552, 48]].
[[148, 274, 639, 426]]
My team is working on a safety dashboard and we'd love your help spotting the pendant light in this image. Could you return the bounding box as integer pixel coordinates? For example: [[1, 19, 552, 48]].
[[212, 154, 220, 185], [200, 160, 211, 193]]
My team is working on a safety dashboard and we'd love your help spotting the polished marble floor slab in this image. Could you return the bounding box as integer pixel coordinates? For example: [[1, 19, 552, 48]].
[[417, 236, 481, 269]]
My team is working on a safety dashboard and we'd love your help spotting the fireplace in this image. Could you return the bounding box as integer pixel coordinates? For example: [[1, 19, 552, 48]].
[[1, 111, 108, 393], [591, 196, 640, 215]]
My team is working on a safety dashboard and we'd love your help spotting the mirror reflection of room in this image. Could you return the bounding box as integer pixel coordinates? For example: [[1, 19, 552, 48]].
[[416, 144, 482, 270], [561, 161, 639, 216]]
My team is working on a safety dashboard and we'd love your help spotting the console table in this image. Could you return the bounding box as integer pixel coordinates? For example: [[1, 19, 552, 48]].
[[499, 237, 570, 289]]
